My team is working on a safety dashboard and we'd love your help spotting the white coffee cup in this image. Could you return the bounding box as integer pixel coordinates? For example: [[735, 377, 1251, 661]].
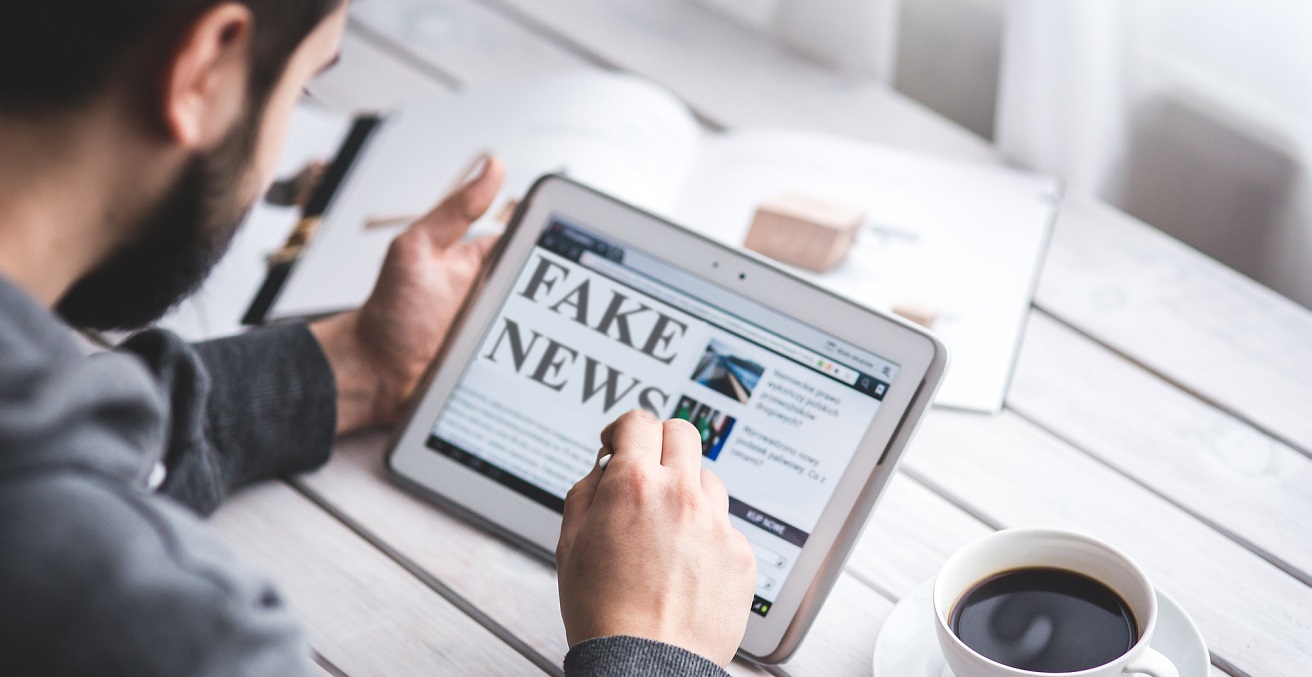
[[933, 528, 1178, 677]]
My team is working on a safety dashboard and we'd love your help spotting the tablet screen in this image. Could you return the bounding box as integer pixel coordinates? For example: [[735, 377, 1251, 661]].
[[427, 219, 898, 616]]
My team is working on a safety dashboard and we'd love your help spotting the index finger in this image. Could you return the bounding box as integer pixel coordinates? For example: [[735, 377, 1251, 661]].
[[557, 460, 603, 564], [599, 410, 664, 472]]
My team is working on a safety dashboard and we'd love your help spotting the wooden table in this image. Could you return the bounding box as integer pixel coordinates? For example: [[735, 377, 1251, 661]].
[[210, 2, 1312, 675]]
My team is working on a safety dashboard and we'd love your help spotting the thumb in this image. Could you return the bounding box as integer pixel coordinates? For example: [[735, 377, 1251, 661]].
[[557, 459, 603, 564], [411, 155, 506, 247]]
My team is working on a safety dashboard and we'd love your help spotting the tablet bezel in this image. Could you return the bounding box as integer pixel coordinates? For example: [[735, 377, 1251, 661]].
[[387, 174, 947, 663]]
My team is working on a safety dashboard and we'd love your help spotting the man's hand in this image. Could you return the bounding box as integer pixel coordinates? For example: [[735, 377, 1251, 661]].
[[557, 411, 757, 666], [311, 156, 505, 434]]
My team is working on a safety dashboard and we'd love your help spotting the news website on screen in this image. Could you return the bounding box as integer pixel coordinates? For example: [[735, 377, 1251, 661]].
[[428, 219, 899, 616]]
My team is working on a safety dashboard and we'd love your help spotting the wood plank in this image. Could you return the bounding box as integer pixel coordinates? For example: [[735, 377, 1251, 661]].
[[847, 472, 993, 599], [1010, 311, 1312, 581], [774, 576, 893, 676], [297, 432, 569, 664], [904, 407, 1312, 676], [210, 481, 543, 675], [1034, 196, 1312, 455]]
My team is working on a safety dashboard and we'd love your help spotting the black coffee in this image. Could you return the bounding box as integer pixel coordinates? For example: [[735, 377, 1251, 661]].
[[949, 567, 1138, 673]]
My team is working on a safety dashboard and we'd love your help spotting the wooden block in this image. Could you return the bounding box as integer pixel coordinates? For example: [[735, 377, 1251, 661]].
[[743, 192, 863, 272]]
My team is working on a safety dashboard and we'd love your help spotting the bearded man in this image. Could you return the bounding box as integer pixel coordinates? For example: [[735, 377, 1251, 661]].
[[0, 2, 755, 675]]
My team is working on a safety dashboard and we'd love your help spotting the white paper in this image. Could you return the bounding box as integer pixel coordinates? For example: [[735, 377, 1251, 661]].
[[270, 71, 703, 320], [671, 129, 1060, 412]]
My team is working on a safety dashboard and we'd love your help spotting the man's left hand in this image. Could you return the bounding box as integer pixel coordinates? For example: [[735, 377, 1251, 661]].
[[311, 156, 506, 434]]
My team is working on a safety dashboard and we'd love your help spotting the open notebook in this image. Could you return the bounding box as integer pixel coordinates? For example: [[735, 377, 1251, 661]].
[[249, 71, 1060, 413]]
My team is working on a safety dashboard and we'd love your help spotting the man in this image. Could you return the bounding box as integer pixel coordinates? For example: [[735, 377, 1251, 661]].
[[0, 1, 757, 675]]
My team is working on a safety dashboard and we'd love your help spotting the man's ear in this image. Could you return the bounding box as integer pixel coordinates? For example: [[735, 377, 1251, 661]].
[[158, 3, 253, 148]]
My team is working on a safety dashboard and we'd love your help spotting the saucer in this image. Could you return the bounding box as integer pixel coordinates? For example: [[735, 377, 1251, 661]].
[[872, 579, 1209, 677]]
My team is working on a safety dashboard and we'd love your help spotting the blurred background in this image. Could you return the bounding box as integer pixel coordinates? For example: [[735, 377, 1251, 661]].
[[175, 0, 1312, 340], [700, 0, 1312, 309]]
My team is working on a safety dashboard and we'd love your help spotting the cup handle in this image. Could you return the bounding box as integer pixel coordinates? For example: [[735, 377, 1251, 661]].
[[1123, 647, 1179, 677]]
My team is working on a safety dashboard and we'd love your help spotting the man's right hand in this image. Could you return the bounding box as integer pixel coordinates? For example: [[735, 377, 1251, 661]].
[[556, 411, 757, 666]]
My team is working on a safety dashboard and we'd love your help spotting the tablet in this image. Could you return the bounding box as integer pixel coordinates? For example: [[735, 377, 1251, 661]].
[[387, 175, 947, 663]]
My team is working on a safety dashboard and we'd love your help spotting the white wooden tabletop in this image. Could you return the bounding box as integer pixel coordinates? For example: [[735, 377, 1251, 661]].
[[209, 2, 1312, 675]]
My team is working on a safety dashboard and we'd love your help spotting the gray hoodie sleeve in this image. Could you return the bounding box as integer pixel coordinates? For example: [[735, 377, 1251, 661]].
[[119, 324, 337, 515], [565, 637, 732, 676], [0, 279, 320, 676], [0, 470, 320, 677]]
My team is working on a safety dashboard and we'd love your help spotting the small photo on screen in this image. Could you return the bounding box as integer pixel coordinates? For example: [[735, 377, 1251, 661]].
[[672, 395, 737, 461], [691, 338, 765, 404]]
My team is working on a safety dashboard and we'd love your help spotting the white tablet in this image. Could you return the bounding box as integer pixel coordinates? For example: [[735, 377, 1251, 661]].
[[388, 175, 947, 663]]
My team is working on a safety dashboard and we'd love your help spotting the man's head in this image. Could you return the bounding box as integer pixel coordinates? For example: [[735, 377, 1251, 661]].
[[0, 1, 347, 329]]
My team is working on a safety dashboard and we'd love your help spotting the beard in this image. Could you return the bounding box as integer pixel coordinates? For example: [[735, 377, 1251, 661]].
[[56, 108, 260, 331]]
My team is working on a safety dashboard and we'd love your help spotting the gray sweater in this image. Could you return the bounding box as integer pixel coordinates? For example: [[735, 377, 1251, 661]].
[[0, 275, 727, 676]]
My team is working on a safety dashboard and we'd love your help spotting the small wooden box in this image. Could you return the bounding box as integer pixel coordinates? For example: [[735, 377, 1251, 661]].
[[743, 193, 863, 273]]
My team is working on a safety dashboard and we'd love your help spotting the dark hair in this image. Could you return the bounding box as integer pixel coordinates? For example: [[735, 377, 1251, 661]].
[[0, 0, 342, 117]]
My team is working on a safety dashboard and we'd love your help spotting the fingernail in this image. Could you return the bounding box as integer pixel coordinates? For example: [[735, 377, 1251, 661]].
[[466, 153, 492, 185], [450, 152, 493, 194], [473, 155, 490, 181]]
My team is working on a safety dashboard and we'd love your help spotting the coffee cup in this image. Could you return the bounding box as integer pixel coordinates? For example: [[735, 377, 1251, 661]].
[[933, 528, 1178, 677]]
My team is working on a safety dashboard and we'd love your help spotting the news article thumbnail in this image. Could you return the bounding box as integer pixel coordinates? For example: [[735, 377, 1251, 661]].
[[691, 339, 765, 404], [672, 395, 736, 460]]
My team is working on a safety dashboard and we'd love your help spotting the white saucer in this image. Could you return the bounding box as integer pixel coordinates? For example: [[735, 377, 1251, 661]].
[[873, 579, 1209, 677]]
